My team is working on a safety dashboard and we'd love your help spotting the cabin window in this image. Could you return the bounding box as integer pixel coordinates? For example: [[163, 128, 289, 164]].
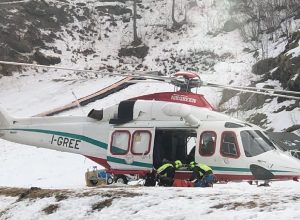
[[199, 131, 216, 156], [110, 131, 130, 155], [131, 131, 151, 155], [220, 131, 240, 158], [241, 130, 276, 157]]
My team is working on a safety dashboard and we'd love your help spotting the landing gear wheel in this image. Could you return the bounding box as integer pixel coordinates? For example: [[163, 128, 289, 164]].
[[144, 172, 157, 186], [115, 175, 128, 184], [107, 177, 114, 185]]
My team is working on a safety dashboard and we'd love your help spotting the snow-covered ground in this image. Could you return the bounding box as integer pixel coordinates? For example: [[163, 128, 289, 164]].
[[0, 181, 299, 220]]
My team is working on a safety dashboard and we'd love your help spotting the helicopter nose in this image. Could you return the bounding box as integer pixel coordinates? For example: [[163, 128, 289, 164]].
[[277, 153, 300, 178], [250, 150, 300, 180]]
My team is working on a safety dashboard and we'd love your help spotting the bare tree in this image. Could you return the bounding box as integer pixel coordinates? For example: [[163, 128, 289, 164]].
[[238, 0, 300, 58], [171, 0, 187, 29], [132, 0, 141, 45]]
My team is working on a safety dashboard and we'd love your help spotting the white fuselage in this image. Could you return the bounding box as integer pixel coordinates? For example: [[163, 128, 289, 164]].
[[1, 100, 300, 181]]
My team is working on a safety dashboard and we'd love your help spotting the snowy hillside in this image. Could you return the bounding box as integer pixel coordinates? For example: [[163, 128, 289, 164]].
[[1, 0, 299, 131]]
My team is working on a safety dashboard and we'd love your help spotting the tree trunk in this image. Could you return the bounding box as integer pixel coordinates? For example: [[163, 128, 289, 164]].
[[171, 0, 187, 29], [172, 0, 180, 27], [132, 0, 141, 45]]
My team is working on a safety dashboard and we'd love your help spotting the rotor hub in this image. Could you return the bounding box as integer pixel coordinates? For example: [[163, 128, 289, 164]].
[[171, 71, 202, 91]]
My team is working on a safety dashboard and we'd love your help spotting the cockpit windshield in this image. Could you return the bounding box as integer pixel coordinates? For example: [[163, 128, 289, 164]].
[[240, 130, 276, 157]]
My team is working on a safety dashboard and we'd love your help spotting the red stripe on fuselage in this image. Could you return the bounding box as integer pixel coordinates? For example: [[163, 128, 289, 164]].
[[85, 155, 110, 169], [131, 92, 215, 110], [215, 174, 298, 181], [83, 157, 299, 181], [174, 172, 298, 181]]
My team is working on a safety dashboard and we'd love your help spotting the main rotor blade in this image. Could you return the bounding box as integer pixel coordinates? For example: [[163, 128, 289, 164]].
[[127, 80, 168, 83], [3, 60, 298, 100], [0, 1, 28, 4], [210, 83, 300, 96], [0, 60, 174, 82], [206, 83, 300, 100]]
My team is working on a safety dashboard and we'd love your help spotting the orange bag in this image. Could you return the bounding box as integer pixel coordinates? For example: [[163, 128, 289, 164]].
[[172, 179, 194, 187]]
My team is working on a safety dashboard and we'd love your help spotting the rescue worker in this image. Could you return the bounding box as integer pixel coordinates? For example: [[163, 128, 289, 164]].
[[156, 160, 182, 186], [189, 161, 217, 187]]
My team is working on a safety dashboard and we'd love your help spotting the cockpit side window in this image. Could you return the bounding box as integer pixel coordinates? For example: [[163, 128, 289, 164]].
[[220, 131, 240, 158], [199, 131, 216, 156], [241, 130, 275, 157]]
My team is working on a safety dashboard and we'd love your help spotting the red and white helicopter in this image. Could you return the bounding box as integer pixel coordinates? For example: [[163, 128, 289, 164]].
[[0, 61, 300, 185]]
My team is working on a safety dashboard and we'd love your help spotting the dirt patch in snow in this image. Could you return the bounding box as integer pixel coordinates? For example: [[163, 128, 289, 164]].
[[92, 198, 114, 211], [210, 200, 280, 210], [42, 204, 60, 215], [0, 187, 71, 201], [0, 186, 142, 201]]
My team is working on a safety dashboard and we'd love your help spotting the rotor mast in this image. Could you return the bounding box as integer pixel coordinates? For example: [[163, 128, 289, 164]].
[[171, 71, 203, 92]]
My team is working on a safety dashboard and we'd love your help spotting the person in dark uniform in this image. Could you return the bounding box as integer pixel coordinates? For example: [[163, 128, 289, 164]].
[[156, 160, 182, 186], [189, 161, 217, 187]]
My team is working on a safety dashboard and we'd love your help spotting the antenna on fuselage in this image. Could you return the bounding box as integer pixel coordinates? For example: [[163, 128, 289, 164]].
[[71, 91, 85, 115]]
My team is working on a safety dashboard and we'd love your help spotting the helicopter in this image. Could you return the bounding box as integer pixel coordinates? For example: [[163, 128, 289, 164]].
[[0, 60, 300, 185]]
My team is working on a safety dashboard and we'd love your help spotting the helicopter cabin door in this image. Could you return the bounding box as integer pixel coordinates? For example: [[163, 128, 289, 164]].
[[195, 128, 242, 180], [107, 127, 155, 171]]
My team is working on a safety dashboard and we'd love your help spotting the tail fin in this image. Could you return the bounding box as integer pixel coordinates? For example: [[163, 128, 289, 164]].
[[0, 107, 13, 129]]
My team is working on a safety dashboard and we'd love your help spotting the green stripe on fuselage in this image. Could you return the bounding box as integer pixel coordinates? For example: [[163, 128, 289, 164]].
[[107, 156, 153, 168], [5, 128, 107, 149], [211, 166, 250, 172], [211, 166, 290, 173], [3, 129, 290, 173], [5, 128, 152, 168]]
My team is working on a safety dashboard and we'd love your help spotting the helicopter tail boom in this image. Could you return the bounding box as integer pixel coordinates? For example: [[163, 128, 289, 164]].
[[0, 109, 94, 157]]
